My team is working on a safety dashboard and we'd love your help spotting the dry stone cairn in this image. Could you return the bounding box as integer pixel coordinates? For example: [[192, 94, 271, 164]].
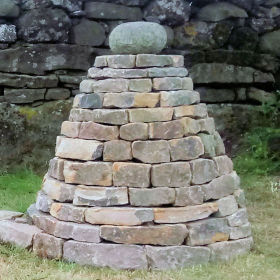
[[0, 22, 253, 270]]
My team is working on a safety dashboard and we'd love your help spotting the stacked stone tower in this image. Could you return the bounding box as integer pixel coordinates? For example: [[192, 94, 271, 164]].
[[26, 22, 253, 270]]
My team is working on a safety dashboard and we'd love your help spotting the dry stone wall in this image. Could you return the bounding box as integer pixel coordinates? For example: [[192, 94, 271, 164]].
[[0, 0, 279, 168]]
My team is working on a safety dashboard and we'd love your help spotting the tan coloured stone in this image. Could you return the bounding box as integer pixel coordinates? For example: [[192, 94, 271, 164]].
[[73, 186, 128, 207], [103, 140, 132, 161], [129, 188, 175, 206], [154, 202, 218, 223], [94, 56, 108, 67], [170, 55, 185, 67], [50, 203, 85, 223], [63, 161, 112, 186], [191, 158, 218, 185], [88, 67, 148, 79], [174, 186, 204, 206], [0, 210, 23, 221], [55, 136, 103, 161], [132, 140, 170, 163], [61, 121, 81, 138], [120, 123, 148, 141], [80, 79, 129, 93], [151, 162, 191, 188], [198, 118, 215, 134], [148, 67, 188, 77], [174, 104, 208, 119], [169, 136, 204, 161], [79, 122, 119, 141], [113, 162, 151, 188], [136, 54, 173, 67], [107, 55, 136, 69], [149, 120, 184, 139], [214, 155, 234, 176], [230, 223, 251, 240], [180, 117, 200, 135], [128, 108, 174, 123], [100, 224, 188, 245], [214, 195, 238, 217], [85, 207, 154, 226], [134, 92, 160, 108], [48, 157, 65, 181], [160, 90, 199, 107], [128, 79, 152, 92]]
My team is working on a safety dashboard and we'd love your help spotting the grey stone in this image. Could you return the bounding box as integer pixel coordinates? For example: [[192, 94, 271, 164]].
[[120, 123, 148, 141], [229, 27, 258, 51], [148, 67, 188, 78], [107, 55, 136, 69], [88, 67, 148, 79], [213, 131, 226, 156], [234, 189, 247, 208], [214, 195, 239, 217], [109, 22, 166, 54], [129, 79, 152, 92], [247, 87, 277, 104], [153, 77, 193, 91], [197, 87, 236, 103], [36, 191, 53, 213], [214, 155, 234, 176], [160, 90, 200, 107], [198, 118, 215, 135], [136, 54, 173, 67], [0, 25, 16, 43], [0, 210, 23, 221], [45, 88, 71, 100], [103, 140, 132, 161], [64, 241, 148, 270], [4, 88, 46, 104], [48, 157, 65, 181], [230, 223, 251, 240], [59, 75, 84, 85], [174, 186, 204, 206], [227, 208, 249, 227], [73, 93, 103, 109], [50, 203, 85, 223], [22, 0, 82, 12], [94, 56, 108, 68], [198, 133, 216, 158], [149, 120, 184, 140], [80, 79, 129, 93], [146, 245, 210, 270], [191, 159, 218, 185], [0, 0, 19, 18], [174, 104, 208, 119]]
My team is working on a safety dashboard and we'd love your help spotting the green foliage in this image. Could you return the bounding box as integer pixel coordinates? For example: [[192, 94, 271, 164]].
[[261, 90, 280, 125]]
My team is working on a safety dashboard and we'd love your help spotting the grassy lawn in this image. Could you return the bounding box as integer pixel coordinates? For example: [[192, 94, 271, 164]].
[[0, 127, 279, 279]]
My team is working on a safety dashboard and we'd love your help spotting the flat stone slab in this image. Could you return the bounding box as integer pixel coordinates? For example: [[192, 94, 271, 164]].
[[0, 210, 23, 221]]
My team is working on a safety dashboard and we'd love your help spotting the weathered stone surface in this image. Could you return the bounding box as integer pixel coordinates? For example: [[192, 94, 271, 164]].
[[229, 27, 258, 51], [213, 131, 226, 156], [33, 233, 64, 259], [209, 237, 253, 262], [153, 77, 193, 91], [0, 0, 19, 18], [214, 155, 233, 176], [248, 87, 277, 104], [113, 162, 151, 188], [4, 88, 46, 104], [103, 140, 132, 161], [214, 195, 239, 217], [198, 133, 216, 158], [110, 22, 166, 54], [146, 245, 210, 270], [61, 121, 80, 138], [85, 207, 154, 226], [234, 189, 246, 208], [151, 162, 191, 187], [107, 55, 136, 69], [198, 87, 236, 103], [64, 241, 148, 270], [0, 210, 23, 221], [149, 120, 184, 139], [0, 24, 16, 43], [36, 191, 53, 213], [45, 88, 71, 100], [55, 136, 103, 161], [230, 223, 251, 240], [0, 220, 41, 249], [160, 90, 199, 107], [73, 93, 103, 109], [148, 67, 188, 78], [129, 79, 152, 92], [174, 104, 208, 119], [50, 203, 85, 223], [100, 224, 187, 245], [154, 202, 218, 224], [198, 118, 215, 134], [94, 56, 108, 68], [89, 67, 148, 79], [169, 136, 204, 161], [63, 161, 112, 186], [80, 79, 129, 93], [174, 186, 204, 206], [136, 54, 173, 67], [129, 188, 175, 206], [120, 123, 148, 141], [259, 30, 280, 56], [128, 108, 173, 123], [22, 0, 82, 12], [48, 157, 65, 181], [191, 159, 218, 185], [72, 19, 106, 46], [180, 117, 200, 135], [42, 176, 75, 202], [79, 122, 119, 141], [73, 186, 128, 207], [132, 140, 170, 163], [69, 108, 128, 125], [187, 218, 230, 246]]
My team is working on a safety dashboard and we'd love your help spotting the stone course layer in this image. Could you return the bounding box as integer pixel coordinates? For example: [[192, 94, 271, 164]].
[[0, 54, 252, 270]]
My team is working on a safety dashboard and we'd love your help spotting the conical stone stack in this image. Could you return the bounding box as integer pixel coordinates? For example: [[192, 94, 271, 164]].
[[26, 22, 253, 270]]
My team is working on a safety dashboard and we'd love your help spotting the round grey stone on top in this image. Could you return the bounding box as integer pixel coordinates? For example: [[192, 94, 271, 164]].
[[109, 21, 167, 54]]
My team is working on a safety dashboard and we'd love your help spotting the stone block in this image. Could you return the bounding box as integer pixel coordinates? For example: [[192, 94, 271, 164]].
[[42, 176, 75, 202], [174, 186, 204, 206], [113, 162, 151, 188], [0, 210, 23, 221], [4, 88, 46, 104], [230, 223, 251, 240], [136, 54, 173, 67], [191, 159, 218, 185], [50, 203, 85, 223], [63, 161, 112, 186], [79, 122, 119, 141], [151, 162, 191, 188], [94, 56, 108, 67], [48, 157, 64, 181], [148, 67, 188, 78], [80, 79, 129, 93], [61, 121, 81, 138], [64, 241, 148, 270], [174, 104, 208, 119], [128, 108, 174, 123], [103, 140, 132, 161], [120, 123, 148, 141], [45, 88, 71, 100], [198, 133, 216, 158], [227, 208, 249, 227], [55, 136, 103, 161], [149, 120, 184, 139], [180, 117, 200, 135], [88, 67, 148, 79], [33, 233, 64, 259], [146, 245, 210, 270], [209, 237, 253, 262], [169, 136, 204, 161], [187, 218, 230, 246], [182, 77, 194, 90], [85, 207, 154, 226], [170, 55, 185, 67], [129, 188, 175, 207], [0, 24, 16, 43], [214, 155, 234, 176], [198, 118, 215, 134], [128, 79, 152, 92], [153, 77, 183, 91], [132, 140, 170, 163], [73, 186, 128, 207], [234, 189, 246, 208], [107, 55, 136, 68], [100, 224, 188, 245], [202, 174, 236, 201], [160, 90, 199, 107], [36, 191, 53, 213], [73, 93, 103, 109], [213, 131, 226, 155], [214, 195, 239, 217], [154, 202, 218, 224], [0, 220, 41, 249]]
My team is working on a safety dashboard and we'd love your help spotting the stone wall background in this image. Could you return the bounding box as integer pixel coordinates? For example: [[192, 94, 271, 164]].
[[0, 0, 279, 171]]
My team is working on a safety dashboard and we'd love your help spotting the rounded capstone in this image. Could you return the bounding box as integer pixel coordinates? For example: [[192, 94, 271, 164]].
[[109, 21, 167, 54]]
